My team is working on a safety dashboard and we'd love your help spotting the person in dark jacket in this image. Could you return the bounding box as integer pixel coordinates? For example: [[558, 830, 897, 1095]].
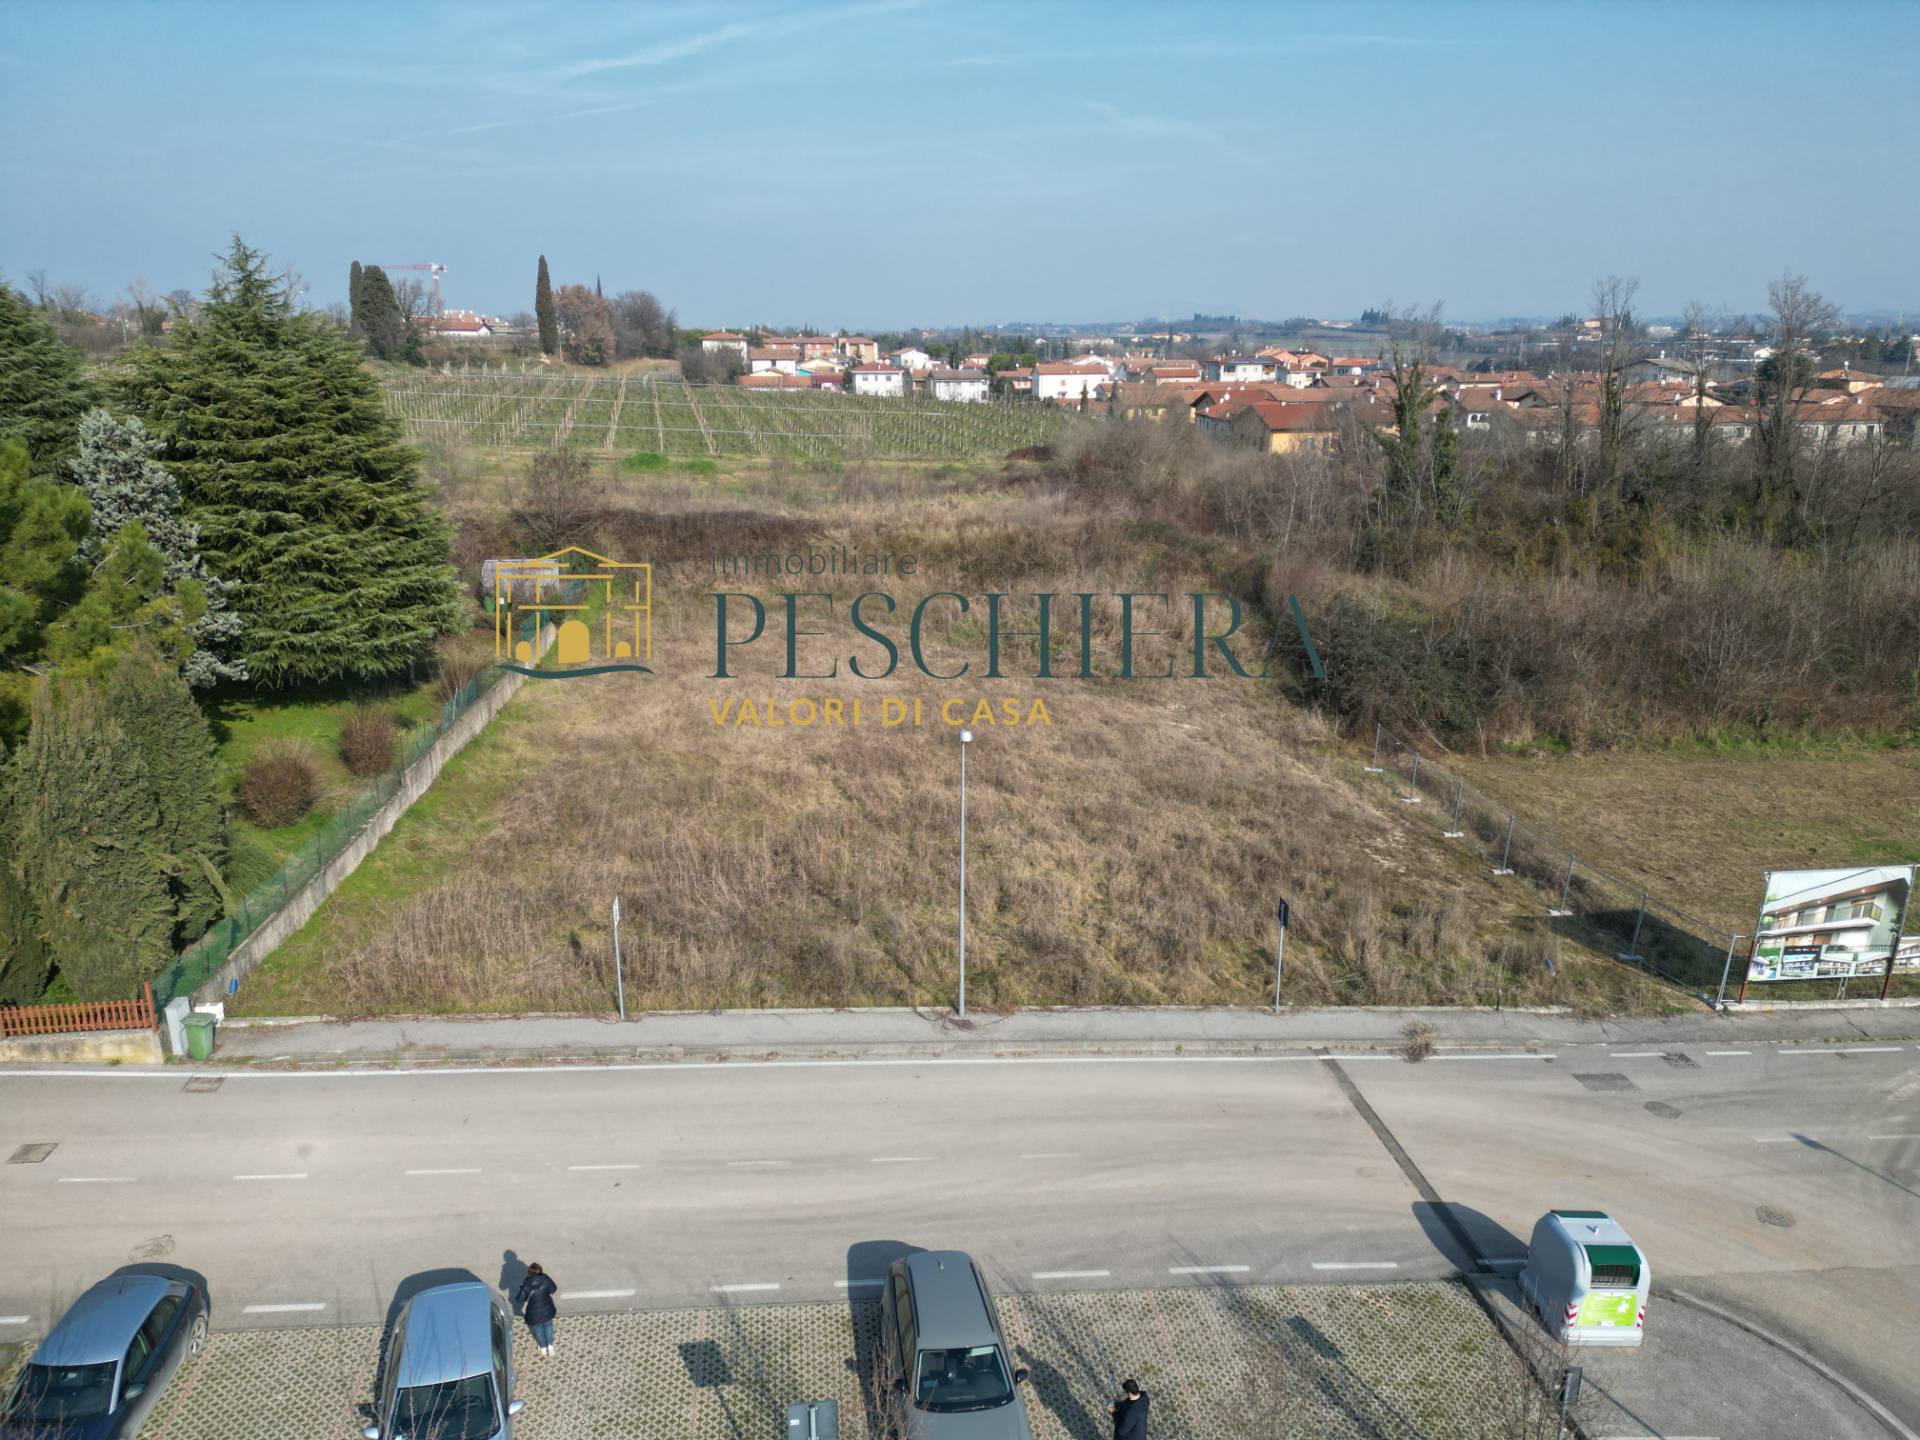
[[514, 1262, 558, 1355], [1109, 1378, 1149, 1440]]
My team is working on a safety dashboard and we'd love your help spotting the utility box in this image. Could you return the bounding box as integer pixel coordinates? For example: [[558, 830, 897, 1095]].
[[1519, 1209, 1649, 1347], [785, 1400, 838, 1440], [164, 997, 192, 1057]]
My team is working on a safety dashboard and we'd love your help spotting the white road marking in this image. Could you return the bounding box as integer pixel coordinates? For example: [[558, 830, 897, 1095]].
[[1032, 1270, 1111, 1280], [243, 1302, 326, 1313], [560, 1289, 635, 1300], [1169, 1265, 1250, 1275], [710, 1282, 780, 1293], [1869, 1134, 1920, 1141], [726, 1160, 791, 1168], [0, 1316, 30, 1325], [1705, 1050, 1751, 1056], [835, 1280, 884, 1289], [869, 1156, 930, 1164], [1751, 1137, 1798, 1144], [56, 1176, 137, 1184], [567, 1163, 640, 1171], [405, 1167, 481, 1176], [1779, 1046, 1904, 1055], [1610, 1052, 1662, 1058], [1428, 1054, 1556, 1061], [233, 1173, 308, 1181], [1019, 1152, 1076, 1160], [1311, 1262, 1399, 1271]]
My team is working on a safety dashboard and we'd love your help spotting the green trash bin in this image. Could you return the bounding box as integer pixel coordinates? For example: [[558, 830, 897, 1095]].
[[183, 1012, 215, 1061]]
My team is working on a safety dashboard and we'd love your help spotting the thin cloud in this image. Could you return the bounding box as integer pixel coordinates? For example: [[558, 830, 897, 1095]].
[[548, 0, 924, 83]]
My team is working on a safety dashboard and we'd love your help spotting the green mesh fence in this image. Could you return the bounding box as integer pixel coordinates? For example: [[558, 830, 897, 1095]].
[[154, 626, 533, 1006]]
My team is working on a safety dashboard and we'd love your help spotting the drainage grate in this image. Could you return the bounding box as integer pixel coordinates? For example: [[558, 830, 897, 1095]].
[[1573, 1073, 1637, 1092], [1662, 1052, 1698, 1069], [1644, 1101, 1682, 1119], [184, 1075, 224, 1093], [7, 1143, 56, 1164]]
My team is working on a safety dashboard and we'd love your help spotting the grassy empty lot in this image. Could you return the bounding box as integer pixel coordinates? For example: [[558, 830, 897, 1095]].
[[235, 462, 1685, 1017]]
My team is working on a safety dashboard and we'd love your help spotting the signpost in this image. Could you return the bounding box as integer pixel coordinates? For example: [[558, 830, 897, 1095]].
[[612, 896, 626, 1021], [1274, 898, 1290, 1011]]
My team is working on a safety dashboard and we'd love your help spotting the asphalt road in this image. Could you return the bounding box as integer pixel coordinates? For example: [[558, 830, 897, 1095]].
[[3, 1040, 1917, 1432]]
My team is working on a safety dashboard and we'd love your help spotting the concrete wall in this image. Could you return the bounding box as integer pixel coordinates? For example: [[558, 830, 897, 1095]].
[[193, 648, 544, 1007], [0, 1027, 164, 1064]]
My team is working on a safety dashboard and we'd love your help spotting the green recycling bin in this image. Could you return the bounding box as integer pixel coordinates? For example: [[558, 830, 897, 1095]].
[[183, 1012, 215, 1061]]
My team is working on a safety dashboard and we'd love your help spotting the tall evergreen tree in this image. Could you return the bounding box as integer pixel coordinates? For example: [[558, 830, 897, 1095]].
[[0, 793, 51, 1002], [348, 259, 365, 338], [11, 678, 174, 999], [0, 283, 100, 474], [113, 237, 463, 686], [68, 408, 244, 687], [0, 438, 90, 744], [357, 265, 408, 362], [536, 255, 558, 355], [104, 650, 227, 946]]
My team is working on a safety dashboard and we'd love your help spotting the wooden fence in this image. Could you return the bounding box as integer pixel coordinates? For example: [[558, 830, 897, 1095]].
[[0, 982, 156, 1037]]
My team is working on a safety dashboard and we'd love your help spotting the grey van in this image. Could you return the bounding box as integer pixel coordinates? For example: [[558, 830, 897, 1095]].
[[362, 1281, 525, 1440], [878, 1252, 1033, 1440], [0, 1273, 208, 1439]]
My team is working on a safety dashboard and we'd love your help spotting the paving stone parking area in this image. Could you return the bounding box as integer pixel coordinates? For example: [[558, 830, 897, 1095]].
[[117, 1282, 1543, 1440]]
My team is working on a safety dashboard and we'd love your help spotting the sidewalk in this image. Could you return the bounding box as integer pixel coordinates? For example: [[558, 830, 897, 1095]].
[[192, 1002, 1920, 1068]]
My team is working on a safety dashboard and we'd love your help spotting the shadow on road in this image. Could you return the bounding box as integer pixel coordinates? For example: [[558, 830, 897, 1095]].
[[499, 1250, 529, 1312], [1411, 1200, 1526, 1276], [845, 1241, 922, 1438]]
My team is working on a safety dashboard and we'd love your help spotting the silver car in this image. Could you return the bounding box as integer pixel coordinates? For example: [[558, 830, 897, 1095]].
[[362, 1281, 525, 1440], [0, 1272, 208, 1439], [878, 1252, 1033, 1440]]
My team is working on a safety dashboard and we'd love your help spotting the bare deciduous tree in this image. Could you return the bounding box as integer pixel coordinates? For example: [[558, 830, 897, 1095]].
[[1591, 275, 1642, 499], [508, 448, 608, 555], [1754, 273, 1839, 529]]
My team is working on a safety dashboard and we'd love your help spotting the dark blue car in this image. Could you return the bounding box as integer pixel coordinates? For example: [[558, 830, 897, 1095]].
[[0, 1274, 208, 1439]]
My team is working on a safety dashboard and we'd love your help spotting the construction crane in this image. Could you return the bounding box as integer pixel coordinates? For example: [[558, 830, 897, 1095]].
[[379, 262, 447, 315]]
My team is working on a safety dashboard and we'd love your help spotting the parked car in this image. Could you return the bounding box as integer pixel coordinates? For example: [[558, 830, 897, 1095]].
[[362, 1281, 524, 1440], [0, 1273, 208, 1439], [878, 1251, 1033, 1440]]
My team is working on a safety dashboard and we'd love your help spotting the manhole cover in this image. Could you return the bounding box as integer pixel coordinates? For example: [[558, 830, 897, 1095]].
[[7, 1143, 56, 1164], [1644, 1101, 1682, 1119], [1757, 1206, 1796, 1228], [1662, 1052, 1698, 1069], [184, 1075, 224, 1093], [129, 1234, 175, 1260], [1573, 1073, 1637, 1092]]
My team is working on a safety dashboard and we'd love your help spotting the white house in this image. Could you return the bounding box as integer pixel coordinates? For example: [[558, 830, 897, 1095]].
[[1033, 362, 1105, 403], [891, 347, 935, 371], [702, 331, 749, 360], [930, 368, 990, 403], [748, 344, 801, 374], [851, 363, 907, 398], [425, 313, 493, 340], [1207, 356, 1276, 383]]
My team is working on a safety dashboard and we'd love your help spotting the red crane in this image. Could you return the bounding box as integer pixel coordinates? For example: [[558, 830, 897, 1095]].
[[378, 262, 446, 315]]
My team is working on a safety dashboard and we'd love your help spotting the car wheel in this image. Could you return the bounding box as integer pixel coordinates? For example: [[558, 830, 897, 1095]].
[[188, 1313, 209, 1356]]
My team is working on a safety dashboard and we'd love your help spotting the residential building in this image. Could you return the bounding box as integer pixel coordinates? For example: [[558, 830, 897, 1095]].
[[997, 366, 1034, 394], [963, 352, 992, 370], [1207, 356, 1277, 383], [891, 347, 935, 371], [1327, 355, 1375, 375], [838, 336, 880, 364], [1032, 362, 1106, 404], [930, 367, 991, 403], [1147, 361, 1203, 385], [850, 363, 907, 398], [702, 331, 749, 360], [749, 344, 801, 374], [422, 313, 493, 340]]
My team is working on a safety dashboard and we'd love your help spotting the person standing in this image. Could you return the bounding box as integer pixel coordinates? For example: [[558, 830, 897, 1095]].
[[514, 1262, 558, 1355], [1109, 1378, 1149, 1440]]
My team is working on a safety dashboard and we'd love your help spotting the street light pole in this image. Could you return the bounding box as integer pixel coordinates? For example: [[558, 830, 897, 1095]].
[[958, 729, 972, 1018]]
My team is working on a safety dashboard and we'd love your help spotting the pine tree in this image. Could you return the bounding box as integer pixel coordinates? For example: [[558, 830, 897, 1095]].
[[11, 678, 174, 999], [68, 408, 244, 687], [0, 283, 101, 474], [113, 237, 463, 687], [0, 799, 51, 1002], [348, 259, 365, 338], [104, 651, 227, 946], [0, 438, 91, 744], [357, 265, 407, 362], [536, 255, 558, 355]]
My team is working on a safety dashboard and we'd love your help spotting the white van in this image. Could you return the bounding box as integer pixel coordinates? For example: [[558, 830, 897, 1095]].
[[1518, 1209, 1650, 1347]]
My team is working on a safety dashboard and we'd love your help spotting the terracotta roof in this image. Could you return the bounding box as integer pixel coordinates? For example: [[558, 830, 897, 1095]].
[[1328, 356, 1375, 368], [703, 331, 744, 340], [1237, 400, 1342, 432]]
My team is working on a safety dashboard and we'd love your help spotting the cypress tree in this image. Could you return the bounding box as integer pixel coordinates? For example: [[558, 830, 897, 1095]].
[[104, 650, 227, 946], [0, 283, 101, 474], [0, 800, 51, 1003], [0, 437, 91, 745], [536, 255, 558, 355], [348, 259, 365, 337], [113, 237, 463, 687], [11, 678, 174, 1000], [357, 265, 407, 362]]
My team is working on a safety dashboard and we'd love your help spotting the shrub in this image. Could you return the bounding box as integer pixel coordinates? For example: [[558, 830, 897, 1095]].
[[621, 451, 670, 473], [432, 635, 495, 707], [338, 704, 399, 778], [237, 740, 320, 829]]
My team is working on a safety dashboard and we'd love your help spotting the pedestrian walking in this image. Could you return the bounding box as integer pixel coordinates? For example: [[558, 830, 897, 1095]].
[[514, 1262, 558, 1355], [1109, 1378, 1149, 1440]]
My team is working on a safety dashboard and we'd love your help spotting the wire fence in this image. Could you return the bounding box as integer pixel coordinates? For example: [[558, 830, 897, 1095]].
[[152, 628, 532, 1008], [1363, 727, 1750, 1006]]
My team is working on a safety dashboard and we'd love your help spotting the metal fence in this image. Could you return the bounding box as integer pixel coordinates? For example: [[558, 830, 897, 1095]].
[[1363, 727, 1748, 1006], [152, 635, 529, 1008]]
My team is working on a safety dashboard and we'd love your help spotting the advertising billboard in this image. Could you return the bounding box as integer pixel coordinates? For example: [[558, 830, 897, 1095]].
[[1746, 866, 1918, 983]]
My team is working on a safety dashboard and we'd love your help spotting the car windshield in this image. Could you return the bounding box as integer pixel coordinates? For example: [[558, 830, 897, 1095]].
[[6, 1362, 117, 1422], [393, 1374, 498, 1440], [915, 1346, 1013, 1412]]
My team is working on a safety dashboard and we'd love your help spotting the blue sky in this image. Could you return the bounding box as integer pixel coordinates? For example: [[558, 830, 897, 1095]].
[[3, 0, 1917, 330]]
